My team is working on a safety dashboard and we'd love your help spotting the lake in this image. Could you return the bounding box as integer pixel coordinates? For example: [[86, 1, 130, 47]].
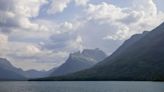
[[0, 81, 164, 92]]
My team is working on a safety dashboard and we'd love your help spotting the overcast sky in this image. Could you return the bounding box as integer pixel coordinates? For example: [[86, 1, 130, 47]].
[[0, 0, 164, 71]]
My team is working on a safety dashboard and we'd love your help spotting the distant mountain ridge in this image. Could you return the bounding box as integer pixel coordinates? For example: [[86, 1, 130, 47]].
[[25, 68, 55, 79], [0, 48, 107, 81], [50, 48, 107, 76], [37, 22, 164, 81], [0, 58, 26, 80], [0, 58, 56, 80]]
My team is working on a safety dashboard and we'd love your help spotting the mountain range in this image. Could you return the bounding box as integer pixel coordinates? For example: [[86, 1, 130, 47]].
[[25, 68, 55, 79], [1, 22, 164, 81], [36, 22, 164, 81], [0, 58, 55, 80], [0, 48, 106, 80], [50, 48, 107, 76], [0, 58, 25, 80]]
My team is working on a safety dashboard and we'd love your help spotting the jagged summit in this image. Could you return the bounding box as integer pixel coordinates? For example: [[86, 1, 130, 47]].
[[50, 48, 107, 76]]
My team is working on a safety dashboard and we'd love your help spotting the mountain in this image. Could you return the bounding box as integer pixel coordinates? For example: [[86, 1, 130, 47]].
[[25, 68, 55, 79], [37, 22, 164, 81], [0, 58, 26, 81], [50, 48, 107, 76], [0, 58, 56, 80]]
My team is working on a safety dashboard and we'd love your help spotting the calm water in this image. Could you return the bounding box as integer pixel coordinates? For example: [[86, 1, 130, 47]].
[[0, 81, 164, 92]]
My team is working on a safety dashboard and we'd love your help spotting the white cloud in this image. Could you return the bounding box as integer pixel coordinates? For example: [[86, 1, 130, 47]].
[[74, 0, 89, 6], [0, 33, 9, 57], [0, 0, 47, 32], [60, 20, 85, 32], [13, 0, 47, 17], [104, 25, 131, 40], [25, 45, 41, 55], [133, 0, 157, 17], [85, 1, 164, 40], [0, 41, 68, 70], [69, 35, 83, 51], [0, 33, 8, 45], [47, 0, 71, 14], [47, 0, 90, 14], [62, 21, 73, 30], [0, 0, 164, 70], [46, 31, 84, 53], [86, 2, 127, 22]]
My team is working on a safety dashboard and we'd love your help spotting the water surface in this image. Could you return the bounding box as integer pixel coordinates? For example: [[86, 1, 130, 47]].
[[0, 81, 164, 92]]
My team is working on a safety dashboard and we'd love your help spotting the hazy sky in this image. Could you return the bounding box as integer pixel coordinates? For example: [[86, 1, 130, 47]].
[[0, 0, 164, 71]]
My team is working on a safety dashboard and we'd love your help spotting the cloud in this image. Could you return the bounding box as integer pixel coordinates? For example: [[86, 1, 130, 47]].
[[0, 33, 8, 45], [0, 0, 80, 70], [0, 0, 164, 70], [0, 33, 10, 57], [47, 0, 71, 14], [85, 1, 164, 40], [133, 0, 157, 17], [119, 10, 143, 24], [86, 2, 126, 22], [44, 31, 83, 53], [0, 0, 47, 32], [9, 50, 68, 71], [47, 0, 90, 14], [25, 45, 41, 55], [74, 0, 89, 6], [0, 41, 68, 70]]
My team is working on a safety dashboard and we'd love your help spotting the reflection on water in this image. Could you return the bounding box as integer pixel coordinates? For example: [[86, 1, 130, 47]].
[[0, 81, 164, 92]]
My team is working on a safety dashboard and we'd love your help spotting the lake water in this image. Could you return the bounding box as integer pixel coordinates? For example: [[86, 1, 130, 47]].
[[0, 81, 164, 92]]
